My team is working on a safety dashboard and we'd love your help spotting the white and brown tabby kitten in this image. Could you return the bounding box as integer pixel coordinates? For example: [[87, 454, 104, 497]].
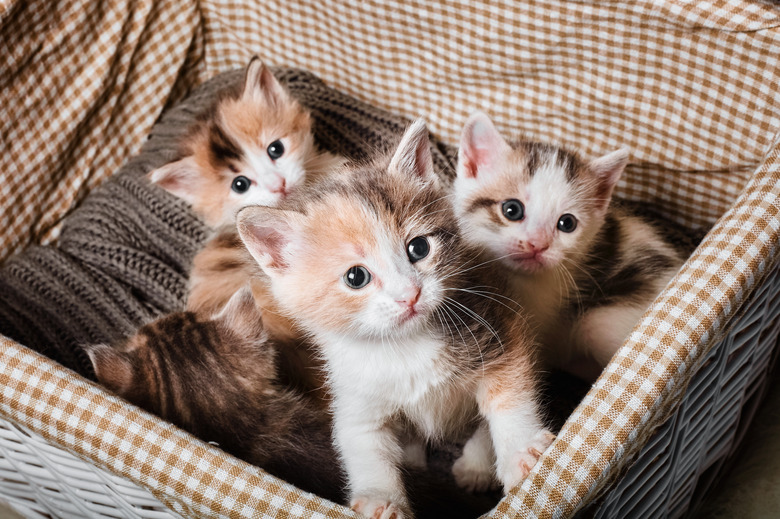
[[148, 56, 344, 228], [454, 112, 685, 381], [85, 287, 345, 503], [237, 120, 554, 519]]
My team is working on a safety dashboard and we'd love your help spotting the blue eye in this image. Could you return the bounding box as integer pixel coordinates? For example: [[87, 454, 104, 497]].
[[557, 214, 578, 232], [267, 140, 285, 160], [344, 266, 371, 289], [407, 236, 430, 263], [501, 199, 524, 221], [231, 175, 251, 194]]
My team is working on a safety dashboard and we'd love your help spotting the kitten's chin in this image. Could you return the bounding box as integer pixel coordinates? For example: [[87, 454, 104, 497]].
[[388, 308, 430, 337], [397, 307, 423, 327], [505, 254, 550, 273]]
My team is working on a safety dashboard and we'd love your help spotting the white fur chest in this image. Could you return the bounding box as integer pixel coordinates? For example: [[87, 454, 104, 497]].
[[320, 332, 475, 437]]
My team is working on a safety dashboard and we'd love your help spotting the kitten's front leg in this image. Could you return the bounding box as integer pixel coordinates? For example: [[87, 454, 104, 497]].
[[452, 421, 499, 493], [332, 405, 412, 519], [477, 365, 555, 492]]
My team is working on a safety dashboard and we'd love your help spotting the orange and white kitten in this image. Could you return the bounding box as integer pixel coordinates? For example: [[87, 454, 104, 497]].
[[237, 120, 553, 519], [147, 57, 343, 391], [454, 112, 685, 381], [148, 56, 344, 228]]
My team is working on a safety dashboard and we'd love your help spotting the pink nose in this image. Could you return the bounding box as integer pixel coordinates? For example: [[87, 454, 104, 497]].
[[396, 285, 421, 308], [267, 175, 286, 194], [528, 243, 548, 254]]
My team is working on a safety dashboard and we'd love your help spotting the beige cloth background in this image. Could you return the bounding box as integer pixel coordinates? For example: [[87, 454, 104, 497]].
[[2, 0, 778, 262]]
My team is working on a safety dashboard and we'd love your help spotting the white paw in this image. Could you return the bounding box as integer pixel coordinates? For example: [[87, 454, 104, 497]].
[[402, 440, 428, 470], [452, 452, 498, 493], [350, 495, 410, 519], [500, 429, 555, 490]]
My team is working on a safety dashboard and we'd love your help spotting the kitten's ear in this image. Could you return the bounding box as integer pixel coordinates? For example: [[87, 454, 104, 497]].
[[243, 56, 289, 107], [458, 111, 510, 179], [85, 343, 135, 395], [588, 148, 629, 204], [237, 206, 304, 275], [388, 119, 437, 183], [148, 157, 201, 205], [213, 285, 266, 343]]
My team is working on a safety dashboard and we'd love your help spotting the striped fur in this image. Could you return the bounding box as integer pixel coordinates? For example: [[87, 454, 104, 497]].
[[454, 112, 686, 380], [237, 119, 552, 519], [186, 225, 326, 398], [85, 288, 345, 502]]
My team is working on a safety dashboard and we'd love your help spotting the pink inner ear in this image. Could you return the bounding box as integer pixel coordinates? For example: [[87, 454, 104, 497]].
[[148, 158, 200, 204], [460, 115, 503, 179], [249, 226, 290, 270], [459, 146, 486, 179], [238, 213, 296, 273], [589, 149, 628, 205]]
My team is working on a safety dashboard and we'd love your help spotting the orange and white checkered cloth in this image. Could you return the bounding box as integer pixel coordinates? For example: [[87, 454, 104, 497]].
[[1, 1, 779, 518]]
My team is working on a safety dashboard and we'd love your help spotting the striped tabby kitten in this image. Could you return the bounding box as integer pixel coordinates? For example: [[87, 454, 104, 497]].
[[454, 112, 685, 381], [148, 56, 344, 228], [85, 288, 345, 503], [237, 120, 553, 519]]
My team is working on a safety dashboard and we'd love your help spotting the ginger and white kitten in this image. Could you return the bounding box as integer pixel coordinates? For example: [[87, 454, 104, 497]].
[[148, 58, 343, 393], [237, 120, 554, 519], [148, 56, 344, 228], [454, 112, 685, 381], [85, 287, 345, 502]]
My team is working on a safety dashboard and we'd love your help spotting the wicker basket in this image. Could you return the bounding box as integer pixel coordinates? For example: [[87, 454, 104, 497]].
[[2, 1, 779, 518]]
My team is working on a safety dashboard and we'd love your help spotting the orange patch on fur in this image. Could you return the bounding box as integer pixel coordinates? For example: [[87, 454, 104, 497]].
[[478, 324, 538, 412], [280, 194, 386, 332]]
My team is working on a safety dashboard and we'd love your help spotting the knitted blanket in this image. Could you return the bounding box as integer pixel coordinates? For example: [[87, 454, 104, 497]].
[[0, 67, 457, 379]]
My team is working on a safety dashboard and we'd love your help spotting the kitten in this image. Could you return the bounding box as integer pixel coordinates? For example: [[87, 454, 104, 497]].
[[237, 119, 554, 519], [148, 57, 343, 394], [85, 287, 345, 503], [454, 112, 685, 381], [148, 56, 345, 228]]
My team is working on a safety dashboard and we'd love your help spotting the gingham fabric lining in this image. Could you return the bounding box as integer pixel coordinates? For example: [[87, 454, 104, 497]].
[[1, 0, 779, 517], [0, 0, 200, 262], [3, 0, 780, 262], [0, 336, 358, 519]]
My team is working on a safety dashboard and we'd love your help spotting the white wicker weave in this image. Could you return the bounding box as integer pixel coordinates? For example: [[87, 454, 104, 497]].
[[0, 419, 179, 519]]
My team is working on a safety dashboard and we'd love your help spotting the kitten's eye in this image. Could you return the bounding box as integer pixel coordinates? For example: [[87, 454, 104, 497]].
[[501, 199, 525, 221], [557, 214, 578, 233], [267, 140, 285, 160], [231, 175, 251, 194], [407, 236, 430, 263], [344, 266, 372, 289]]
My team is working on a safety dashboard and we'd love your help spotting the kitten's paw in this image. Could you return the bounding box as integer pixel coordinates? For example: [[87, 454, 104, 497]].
[[452, 423, 497, 493], [501, 429, 555, 490], [452, 453, 499, 493], [350, 495, 410, 519], [402, 440, 428, 470]]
